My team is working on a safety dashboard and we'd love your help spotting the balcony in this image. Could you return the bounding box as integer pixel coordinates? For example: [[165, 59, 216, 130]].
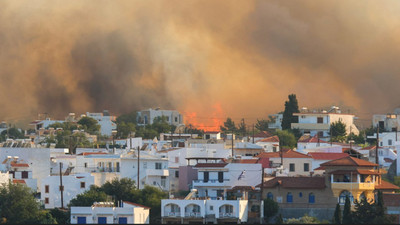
[[185, 212, 201, 218], [86, 167, 120, 173], [219, 212, 234, 218], [291, 123, 330, 130], [146, 169, 169, 177], [331, 182, 375, 191], [167, 212, 181, 217], [193, 179, 230, 187]]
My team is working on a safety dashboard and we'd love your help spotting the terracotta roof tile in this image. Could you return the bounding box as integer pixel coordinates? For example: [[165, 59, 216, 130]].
[[12, 179, 26, 184], [239, 159, 258, 164], [194, 163, 227, 168], [308, 153, 349, 160], [376, 180, 400, 190], [10, 162, 29, 167], [320, 156, 378, 167], [259, 177, 325, 189], [328, 169, 380, 175], [253, 131, 273, 138], [258, 150, 311, 159], [298, 134, 328, 143], [257, 135, 280, 143]]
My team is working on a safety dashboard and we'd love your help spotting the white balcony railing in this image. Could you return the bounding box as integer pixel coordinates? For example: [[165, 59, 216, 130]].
[[193, 179, 229, 184], [167, 212, 181, 217], [185, 212, 201, 217], [219, 212, 234, 218]]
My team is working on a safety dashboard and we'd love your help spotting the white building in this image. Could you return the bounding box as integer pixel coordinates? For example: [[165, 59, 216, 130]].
[[267, 113, 283, 130], [85, 110, 117, 137], [296, 134, 332, 151], [136, 108, 183, 126], [291, 106, 359, 139], [41, 173, 94, 209], [255, 136, 280, 152], [161, 198, 250, 224], [30, 118, 64, 131], [70, 201, 150, 224], [372, 108, 400, 132], [0, 148, 51, 189], [0, 156, 37, 191], [367, 132, 400, 148]]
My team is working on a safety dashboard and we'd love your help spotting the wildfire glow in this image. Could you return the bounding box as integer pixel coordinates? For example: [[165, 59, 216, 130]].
[[184, 103, 224, 132]]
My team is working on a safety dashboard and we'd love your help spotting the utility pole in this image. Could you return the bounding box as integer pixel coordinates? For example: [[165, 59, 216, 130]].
[[396, 127, 398, 142], [231, 131, 234, 159], [349, 126, 353, 151], [376, 124, 380, 173], [129, 132, 132, 151], [137, 146, 140, 190], [317, 132, 320, 147], [260, 166, 264, 224], [59, 162, 64, 209], [330, 125, 332, 146], [252, 124, 255, 144]]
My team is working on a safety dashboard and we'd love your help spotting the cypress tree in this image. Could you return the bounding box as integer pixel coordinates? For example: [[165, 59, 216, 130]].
[[342, 195, 353, 224], [333, 203, 342, 224], [281, 94, 300, 130]]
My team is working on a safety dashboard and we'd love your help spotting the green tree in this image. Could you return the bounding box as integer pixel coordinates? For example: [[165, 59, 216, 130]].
[[77, 117, 101, 134], [101, 178, 136, 203], [152, 116, 173, 134], [275, 130, 297, 149], [0, 182, 53, 224], [68, 186, 108, 207], [330, 119, 347, 143], [373, 190, 395, 224], [116, 111, 137, 125], [185, 124, 204, 136], [263, 198, 279, 223], [49, 208, 70, 224], [285, 214, 321, 224], [117, 122, 136, 139], [220, 117, 237, 134], [0, 127, 25, 141], [238, 118, 247, 137], [135, 127, 159, 139], [333, 203, 342, 224], [276, 213, 284, 224], [352, 197, 375, 224], [342, 195, 353, 224], [255, 119, 269, 132], [281, 94, 300, 130], [347, 131, 365, 145]]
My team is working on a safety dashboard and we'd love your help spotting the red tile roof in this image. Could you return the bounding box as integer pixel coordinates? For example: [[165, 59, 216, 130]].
[[360, 145, 376, 150], [298, 134, 328, 143], [259, 177, 325, 189], [257, 135, 280, 143], [239, 159, 258, 164], [12, 179, 26, 184], [81, 152, 107, 156], [253, 131, 273, 138], [194, 163, 227, 168], [328, 169, 380, 175], [123, 201, 151, 209], [308, 153, 349, 160], [320, 156, 378, 167], [257, 158, 271, 168], [258, 150, 311, 159], [376, 180, 400, 190], [10, 162, 29, 168]]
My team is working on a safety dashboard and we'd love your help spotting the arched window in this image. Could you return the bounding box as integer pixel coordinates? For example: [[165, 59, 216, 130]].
[[287, 192, 293, 203], [309, 193, 315, 204], [299, 192, 303, 198], [359, 192, 366, 201], [339, 190, 354, 205], [267, 192, 273, 200]]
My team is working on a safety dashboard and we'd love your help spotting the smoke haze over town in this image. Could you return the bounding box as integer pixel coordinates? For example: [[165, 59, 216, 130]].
[[1, 1, 400, 129]]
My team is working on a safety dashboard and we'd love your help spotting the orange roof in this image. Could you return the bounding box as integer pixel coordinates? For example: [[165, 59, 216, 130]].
[[259, 177, 325, 189], [123, 201, 151, 209], [328, 169, 380, 175], [253, 131, 273, 138], [239, 159, 258, 164], [320, 156, 378, 167], [360, 145, 376, 150], [12, 179, 26, 184], [298, 134, 328, 143], [81, 152, 107, 156], [258, 150, 311, 159], [10, 162, 29, 167], [257, 135, 280, 143], [308, 153, 349, 160], [376, 180, 400, 190]]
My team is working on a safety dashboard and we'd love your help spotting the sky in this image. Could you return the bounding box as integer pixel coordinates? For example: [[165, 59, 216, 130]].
[[1, 1, 400, 130]]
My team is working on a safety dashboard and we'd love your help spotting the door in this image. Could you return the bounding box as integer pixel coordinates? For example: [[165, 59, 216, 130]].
[[98, 217, 107, 224], [118, 217, 127, 224], [77, 217, 86, 224]]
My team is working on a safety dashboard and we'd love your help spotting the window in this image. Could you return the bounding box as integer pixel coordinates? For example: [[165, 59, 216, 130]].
[[45, 185, 49, 193], [225, 205, 233, 213], [175, 171, 179, 178], [210, 206, 214, 211], [317, 117, 323, 124], [218, 172, 224, 183], [77, 216, 86, 224], [309, 193, 315, 203], [175, 157, 179, 163], [204, 172, 209, 182], [118, 217, 127, 224], [299, 192, 303, 198], [45, 197, 49, 204], [143, 162, 147, 169], [289, 163, 295, 172], [380, 142, 383, 147], [287, 192, 293, 203], [304, 163, 309, 172], [389, 139, 393, 146], [339, 191, 354, 205], [161, 176, 166, 187], [175, 117, 178, 122], [80, 182, 85, 188], [267, 192, 273, 200], [98, 217, 107, 224], [84, 163, 87, 168], [155, 163, 162, 170], [59, 185, 64, 191], [21, 171, 28, 179]]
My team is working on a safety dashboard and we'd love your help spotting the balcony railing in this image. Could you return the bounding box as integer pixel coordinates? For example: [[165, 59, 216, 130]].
[[146, 169, 169, 176], [86, 167, 120, 173], [331, 182, 374, 190], [219, 212, 235, 218], [167, 212, 181, 217], [185, 212, 201, 218], [193, 179, 230, 183]]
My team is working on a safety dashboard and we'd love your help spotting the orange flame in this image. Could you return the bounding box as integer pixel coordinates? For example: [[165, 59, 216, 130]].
[[184, 103, 224, 132]]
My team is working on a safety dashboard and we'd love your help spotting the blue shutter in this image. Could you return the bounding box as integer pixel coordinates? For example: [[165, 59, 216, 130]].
[[98, 217, 107, 224], [309, 193, 315, 203], [77, 217, 86, 224], [119, 217, 128, 224]]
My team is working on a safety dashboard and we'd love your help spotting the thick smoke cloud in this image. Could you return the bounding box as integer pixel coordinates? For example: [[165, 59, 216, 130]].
[[0, 1, 399, 128]]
